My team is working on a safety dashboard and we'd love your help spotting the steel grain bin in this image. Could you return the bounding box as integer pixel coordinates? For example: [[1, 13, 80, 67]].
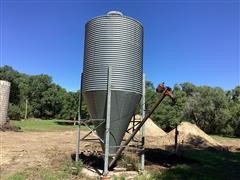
[[0, 80, 11, 125], [82, 11, 143, 154]]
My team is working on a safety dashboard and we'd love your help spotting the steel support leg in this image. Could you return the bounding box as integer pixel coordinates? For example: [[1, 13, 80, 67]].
[[103, 66, 112, 175], [76, 73, 83, 162], [140, 73, 145, 171]]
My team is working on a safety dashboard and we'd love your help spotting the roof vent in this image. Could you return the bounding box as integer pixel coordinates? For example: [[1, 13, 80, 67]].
[[107, 11, 123, 16]]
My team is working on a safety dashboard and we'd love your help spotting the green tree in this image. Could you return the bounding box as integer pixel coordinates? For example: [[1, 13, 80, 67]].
[[41, 84, 64, 118], [145, 80, 157, 114], [28, 75, 52, 117], [8, 103, 21, 120], [180, 82, 196, 96], [227, 86, 240, 136], [152, 84, 186, 131], [183, 86, 232, 135], [0, 66, 88, 120], [58, 91, 78, 120]]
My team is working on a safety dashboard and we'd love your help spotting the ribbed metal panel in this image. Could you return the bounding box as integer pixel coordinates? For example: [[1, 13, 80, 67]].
[[82, 12, 143, 155], [83, 13, 143, 94], [0, 80, 11, 125]]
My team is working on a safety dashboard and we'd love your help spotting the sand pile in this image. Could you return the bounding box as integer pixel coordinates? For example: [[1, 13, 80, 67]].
[[145, 121, 223, 150], [125, 116, 223, 150], [169, 122, 222, 148], [127, 115, 166, 137]]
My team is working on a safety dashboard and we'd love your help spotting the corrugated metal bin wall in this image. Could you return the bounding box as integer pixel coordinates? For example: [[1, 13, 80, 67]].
[[0, 80, 11, 125]]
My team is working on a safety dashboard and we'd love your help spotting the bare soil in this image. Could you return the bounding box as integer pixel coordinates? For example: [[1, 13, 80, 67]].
[[0, 130, 100, 177], [212, 136, 240, 152], [1, 122, 240, 178]]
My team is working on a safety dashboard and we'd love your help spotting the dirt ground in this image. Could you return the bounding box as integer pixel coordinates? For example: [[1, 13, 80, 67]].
[[0, 130, 100, 177], [1, 130, 240, 178], [211, 136, 240, 152]]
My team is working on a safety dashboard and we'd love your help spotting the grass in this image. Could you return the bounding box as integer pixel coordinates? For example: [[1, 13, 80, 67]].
[[113, 175, 126, 180], [139, 149, 240, 180], [10, 119, 88, 132], [6, 172, 26, 180], [5, 162, 82, 180]]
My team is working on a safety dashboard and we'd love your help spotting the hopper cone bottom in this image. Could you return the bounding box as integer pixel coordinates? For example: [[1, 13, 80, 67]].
[[83, 90, 141, 155]]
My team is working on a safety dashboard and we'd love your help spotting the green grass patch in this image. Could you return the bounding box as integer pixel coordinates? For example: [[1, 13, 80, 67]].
[[6, 172, 26, 180], [10, 119, 88, 132], [113, 175, 126, 180], [135, 172, 156, 180]]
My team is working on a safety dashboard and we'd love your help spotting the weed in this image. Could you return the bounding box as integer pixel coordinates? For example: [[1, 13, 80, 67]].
[[135, 172, 156, 180], [113, 175, 126, 180], [72, 161, 83, 175], [120, 154, 139, 171], [5, 153, 84, 180], [6, 172, 26, 180]]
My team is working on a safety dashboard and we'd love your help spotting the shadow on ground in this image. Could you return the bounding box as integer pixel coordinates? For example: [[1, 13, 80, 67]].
[[72, 152, 104, 170], [144, 147, 240, 180], [54, 120, 75, 126], [144, 148, 198, 168]]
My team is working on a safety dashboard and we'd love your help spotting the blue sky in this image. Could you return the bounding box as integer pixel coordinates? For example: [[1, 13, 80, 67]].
[[1, 0, 239, 91]]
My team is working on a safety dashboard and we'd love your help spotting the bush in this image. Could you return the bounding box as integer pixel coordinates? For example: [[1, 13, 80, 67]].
[[8, 104, 21, 120]]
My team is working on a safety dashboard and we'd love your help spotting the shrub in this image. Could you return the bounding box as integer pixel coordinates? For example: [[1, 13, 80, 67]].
[[8, 104, 21, 120]]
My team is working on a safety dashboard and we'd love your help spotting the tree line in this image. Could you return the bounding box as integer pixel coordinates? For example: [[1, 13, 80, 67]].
[[145, 81, 240, 137], [0, 66, 239, 137], [0, 66, 88, 120]]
